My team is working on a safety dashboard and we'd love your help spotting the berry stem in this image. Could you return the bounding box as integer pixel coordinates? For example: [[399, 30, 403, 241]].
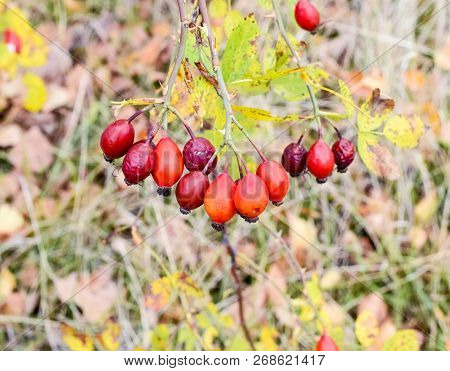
[[202, 141, 226, 175], [297, 134, 304, 145], [272, 0, 322, 131], [161, 0, 188, 131], [167, 105, 195, 139], [232, 117, 267, 162], [322, 116, 342, 138], [127, 106, 151, 123], [223, 231, 256, 351]]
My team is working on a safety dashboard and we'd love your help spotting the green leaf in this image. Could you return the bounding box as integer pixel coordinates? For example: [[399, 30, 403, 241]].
[[357, 132, 400, 180], [221, 14, 262, 89], [383, 115, 424, 148], [338, 80, 355, 119], [23, 72, 47, 112], [382, 330, 419, 351]]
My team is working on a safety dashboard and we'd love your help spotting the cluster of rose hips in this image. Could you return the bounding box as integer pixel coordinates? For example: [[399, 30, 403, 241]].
[[282, 132, 355, 183], [294, 0, 321, 32], [100, 112, 354, 231], [2, 29, 21, 54]]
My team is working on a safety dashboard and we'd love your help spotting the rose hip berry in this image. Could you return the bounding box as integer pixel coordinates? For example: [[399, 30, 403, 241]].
[[332, 138, 355, 173], [204, 172, 237, 231], [122, 140, 154, 185], [152, 137, 184, 196], [100, 119, 135, 162], [256, 160, 289, 206], [306, 139, 335, 184], [176, 171, 210, 215], [282, 138, 308, 177], [183, 137, 217, 174], [315, 332, 339, 351], [294, 0, 320, 32], [234, 173, 269, 223], [3, 29, 21, 54]]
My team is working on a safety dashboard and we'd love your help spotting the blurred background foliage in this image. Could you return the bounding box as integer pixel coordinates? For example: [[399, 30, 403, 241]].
[[0, 0, 449, 350]]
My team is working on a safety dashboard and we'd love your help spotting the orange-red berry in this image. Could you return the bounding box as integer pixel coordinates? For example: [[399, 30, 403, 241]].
[[234, 173, 269, 223], [306, 139, 335, 183], [204, 172, 236, 231], [315, 333, 339, 351], [122, 140, 154, 185], [100, 119, 135, 162], [294, 0, 320, 32], [256, 160, 289, 206]]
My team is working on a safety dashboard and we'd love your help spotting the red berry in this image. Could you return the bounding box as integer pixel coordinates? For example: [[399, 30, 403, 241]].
[[315, 333, 339, 351], [332, 138, 355, 173], [183, 137, 217, 174], [282, 141, 308, 177], [256, 160, 289, 206], [122, 140, 154, 185], [100, 119, 135, 162], [204, 172, 237, 231], [294, 0, 320, 32], [152, 137, 184, 196], [234, 173, 269, 223], [176, 171, 210, 214], [306, 139, 335, 183], [3, 29, 21, 54]]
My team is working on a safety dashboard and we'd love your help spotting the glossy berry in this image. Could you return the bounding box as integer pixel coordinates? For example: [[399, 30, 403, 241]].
[[100, 119, 135, 162], [152, 137, 184, 196], [256, 160, 289, 206], [234, 173, 269, 223], [204, 172, 237, 231], [183, 137, 217, 174], [3, 30, 21, 54], [122, 140, 154, 185], [176, 171, 210, 215], [282, 141, 308, 177], [332, 138, 355, 173], [294, 0, 320, 32], [306, 139, 335, 183], [315, 333, 339, 351]]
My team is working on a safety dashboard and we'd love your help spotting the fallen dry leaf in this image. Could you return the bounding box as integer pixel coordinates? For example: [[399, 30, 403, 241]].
[[0, 204, 25, 237], [2, 291, 26, 316], [8, 127, 54, 173], [0, 124, 23, 147], [435, 40, 450, 70], [357, 292, 388, 325], [368, 317, 397, 351], [55, 267, 119, 322]]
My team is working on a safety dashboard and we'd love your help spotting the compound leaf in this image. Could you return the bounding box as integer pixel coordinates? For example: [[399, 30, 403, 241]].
[[383, 115, 424, 148]]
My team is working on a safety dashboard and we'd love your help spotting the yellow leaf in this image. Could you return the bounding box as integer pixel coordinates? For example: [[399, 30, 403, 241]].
[[357, 132, 400, 179], [295, 299, 315, 322], [316, 307, 332, 333], [209, 0, 228, 19], [305, 272, 323, 307], [61, 325, 94, 351], [355, 310, 379, 348], [98, 320, 121, 351], [23, 73, 47, 112], [383, 115, 424, 148], [0, 204, 24, 237], [382, 329, 419, 351], [151, 324, 170, 351], [414, 190, 438, 224], [172, 272, 203, 298], [357, 89, 395, 132], [338, 80, 355, 119], [0, 267, 17, 303], [232, 105, 305, 123], [145, 276, 172, 311], [259, 326, 278, 351], [203, 327, 219, 350], [224, 10, 244, 38]]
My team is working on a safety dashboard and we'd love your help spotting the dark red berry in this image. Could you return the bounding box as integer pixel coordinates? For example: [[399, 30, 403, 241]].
[[315, 332, 339, 351], [183, 137, 217, 174], [3, 29, 21, 54], [306, 139, 335, 183], [282, 141, 308, 177], [204, 172, 236, 231], [294, 0, 320, 32], [122, 140, 154, 185], [256, 160, 289, 206], [234, 173, 269, 223], [332, 138, 355, 173], [176, 171, 210, 214], [152, 137, 184, 196], [100, 119, 135, 162]]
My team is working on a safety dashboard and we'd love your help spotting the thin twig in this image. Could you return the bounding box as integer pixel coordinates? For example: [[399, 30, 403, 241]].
[[223, 231, 256, 351]]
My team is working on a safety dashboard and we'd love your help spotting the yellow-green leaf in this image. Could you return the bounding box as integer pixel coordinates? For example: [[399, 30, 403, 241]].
[[383, 115, 424, 148], [355, 310, 379, 348], [232, 105, 305, 123], [209, 0, 228, 19], [151, 324, 170, 351], [98, 320, 120, 351], [61, 325, 94, 351], [305, 272, 323, 307], [258, 327, 278, 351], [224, 10, 244, 38], [357, 132, 400, 180], [382, 330, 419, 351], [357, 89, 395, 132], [22, 73, 47, 112], [338, 80, 355, 119]]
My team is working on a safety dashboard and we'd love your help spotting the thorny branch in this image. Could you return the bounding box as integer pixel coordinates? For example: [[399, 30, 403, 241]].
[[223, 230, 256, 351]]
